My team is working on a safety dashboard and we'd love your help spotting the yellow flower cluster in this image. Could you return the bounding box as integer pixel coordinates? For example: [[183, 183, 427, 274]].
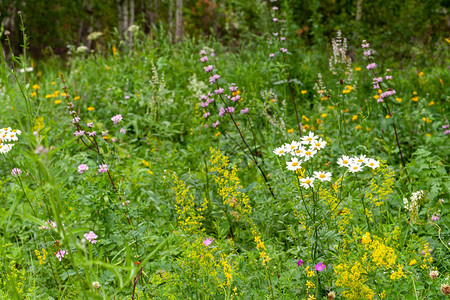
[[208, 148, 269, 266], [172, 174, 207, 233], [364, 160, 394, 208], [334, 261, 376, 299], [34, 248, 47, 265]]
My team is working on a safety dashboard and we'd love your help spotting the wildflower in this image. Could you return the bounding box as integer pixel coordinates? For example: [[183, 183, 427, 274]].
[[88, 106, 95, 111], [363, 50, 371, 56], [200, 49, 206, 55], [328, 291, 336, 300], [273, 146, 286, 156], [352, 115, 358, 121], [314, 171, 332, 182], [301, 149, 317, 161], [409, 259, 417, 266], [366, 63, 377, 70], [361, 42, 370, 48], [348, 162, 363, 173], [72, 117, 81, 124], [411, 96, 419, 102], [286, 157, 302, 171], [297, 259, 304, 266], [111, 114, 122, 125], [55, 250, 67, 261], [54, 100, 61, 104], [269, 53, 275, 58], [120, 128, 126, 134], [203, 112, 210, 118], [214, 88, 224, 95], [272, 6, 278, 10], [84, 231, 98, 244], [281, 37, 286, 41], [240, 107, 249, 114], [209, 74, 220, 84], [200, 56, 208, 62], [212, 120, 219, 128], [203, 238, 214, 247], [429, 270, 439, 279], [226, 107, 235, 113], [301, 90, 307, 94], [92, 281, 100, 289], [385, 75, 393, 80], [365, 158, 380, 170], [273, 18, 278, 22], [355, 67, 361, 71], [314, 262, 326, 271], [98, 164, 108, 173], [280, 48, 287, 53], [301, 132, 318, 144], [9, 167, 22, 176], [88, 131, 96, 137], [337, 155, 351, 168], [78, 164, 89, 174], [431, 213, 440, 221], [441, 284, 450, 295], [300, 177, 315, 189], [204, 65, 213, 72]]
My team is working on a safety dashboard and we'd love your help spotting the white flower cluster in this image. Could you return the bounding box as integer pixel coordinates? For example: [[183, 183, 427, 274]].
[[0, 127, 22, 154], [336, 154, 379, 173], [273, 132, 331, 189], [403, 190, 425, 212]]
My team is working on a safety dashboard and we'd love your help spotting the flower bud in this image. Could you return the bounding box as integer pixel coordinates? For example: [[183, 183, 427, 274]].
[[429, 270, 439, 279], [328, 291, 336, 300], [441, 283, 450, 295]]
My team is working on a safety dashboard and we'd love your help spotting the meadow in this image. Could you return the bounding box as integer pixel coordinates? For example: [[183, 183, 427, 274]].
[[0, 3, 449, 299]]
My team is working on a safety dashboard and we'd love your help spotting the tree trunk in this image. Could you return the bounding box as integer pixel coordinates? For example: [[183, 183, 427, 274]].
[[128, 0, 135, 43], [356, 0, 363, 21], [116, 0, 124, 39], [175, 0, 183, 42], [168, 0, 173, 33]]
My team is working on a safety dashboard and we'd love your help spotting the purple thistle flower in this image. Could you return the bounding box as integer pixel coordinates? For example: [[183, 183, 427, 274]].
[[78, 164, 89, 174], [314, 262, 326, 272]]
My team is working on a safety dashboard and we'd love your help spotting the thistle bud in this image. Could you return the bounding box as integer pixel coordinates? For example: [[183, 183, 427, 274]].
[[441, 283, 450, 295]]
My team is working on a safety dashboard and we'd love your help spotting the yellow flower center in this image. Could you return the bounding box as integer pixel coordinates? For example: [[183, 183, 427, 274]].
[[305, 151, 311, 155], [292, 162, 298, 167], [279, 150, 284, 153], [319, 174, 325, 178], [358, 159, 363, 162], [343, 160, 348, 164], [353, 166, 358, 170], [315, 143, 321, 146], [305, 180, 311, 184], [306, 138, 312, 141]]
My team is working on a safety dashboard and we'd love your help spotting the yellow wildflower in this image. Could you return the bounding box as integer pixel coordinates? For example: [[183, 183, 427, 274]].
[[31, 91, 37, 96], [54, 100, 61, 104], [74, 96, 80, 101], [301, 90, 307, 94], [409, 259, 417, 266], [352, 115, 358, 121], [287, 128, 294, 133], [385, 115, 391, 119], [395, 98, 402, 103], [88, 107, 95, 111], [32, 84, 40, 90], [355, 125, 362, 130], [428, 101, 435, 106], [418, 72, 424, 77], [355, 67, 361, 71], [302, 115, 310, 122], [411, 96, 419, 102], [321, 113, 327, 118], [320, 96, 328, 101], [45, 94, 51, 99]]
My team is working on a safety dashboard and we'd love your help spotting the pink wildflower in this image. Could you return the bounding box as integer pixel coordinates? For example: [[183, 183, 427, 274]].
[[111, 114, 122, 125], [84, 231, 98, 244], [78, 164, 89, 174], [203, 238, 214, 246], [98, 164, 108, 173]]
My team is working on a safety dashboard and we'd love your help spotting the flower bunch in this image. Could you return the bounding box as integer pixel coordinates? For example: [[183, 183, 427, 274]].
[[273, 131, 330, 188], [336, 155, 380, 173], [0, 127, 22, 154]]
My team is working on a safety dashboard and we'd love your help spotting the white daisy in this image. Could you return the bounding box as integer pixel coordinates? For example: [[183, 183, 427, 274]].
[[354, 155, 368, 164], [300, 132, 318, 145], [365, 158, 380, 170], [337, 155, 351, 167], [313, 171, 332, 182], [291, 145, 307, 156], [302, 149, 317, 161], [286, 157, 302, 171], [273, 146, 287, 156], [0, 143, 13, 154], [299, 177, 315, 189], [348, 162, 363, 173], [285, 140, 301, 152], [310, 138, 327, 150]]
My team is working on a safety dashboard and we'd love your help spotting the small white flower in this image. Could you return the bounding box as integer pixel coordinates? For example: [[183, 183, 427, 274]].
[[310, 138, 327, 150], [299, 177, 315, 189], [301, 149, 317, 161], [348, 162, 363, 173], [354, 155, 368, 164], [300, 132, 318, 145], [0, 143, 13, 154], [92, 281, 101, 289], [291, 145, 307, 156], [337, 155, 351, 167], [365, 158, 380, 169], [286, 157, 302, 171], [285, 140, 301, 152], [313, 171, 332, 182], [273, 146, 287, 156]]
